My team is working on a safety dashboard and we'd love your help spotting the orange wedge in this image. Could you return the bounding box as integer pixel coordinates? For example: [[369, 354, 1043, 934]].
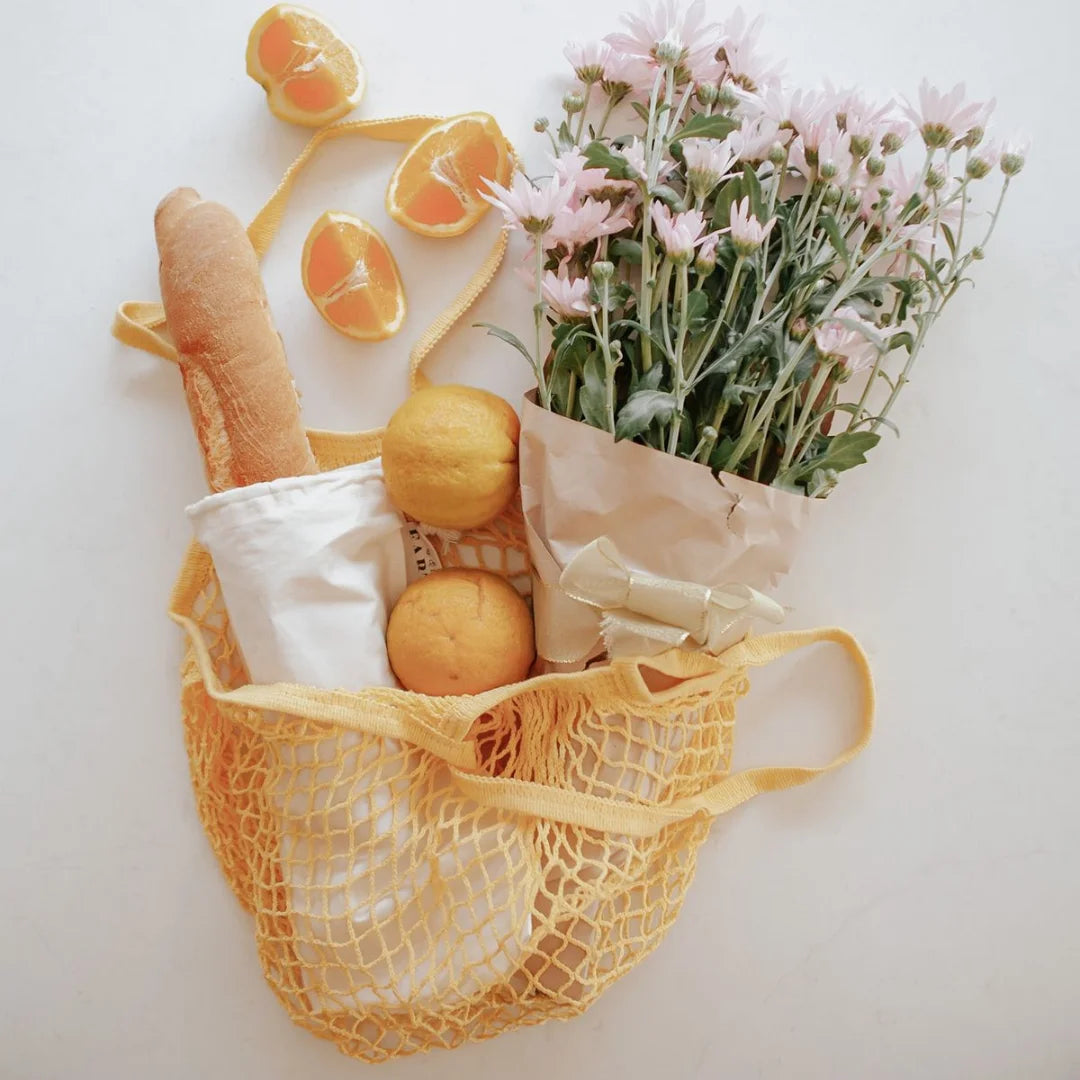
[[301, 212, 406, 341], [386, 113, 512, 238], [246, 5, 364, 127]]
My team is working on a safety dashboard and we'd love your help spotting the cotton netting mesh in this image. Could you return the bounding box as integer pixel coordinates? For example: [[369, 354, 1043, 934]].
[[171, 430, 751, 1063]]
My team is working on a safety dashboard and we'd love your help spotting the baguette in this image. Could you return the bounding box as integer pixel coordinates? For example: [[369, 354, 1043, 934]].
[[155, 187, 317, 491]]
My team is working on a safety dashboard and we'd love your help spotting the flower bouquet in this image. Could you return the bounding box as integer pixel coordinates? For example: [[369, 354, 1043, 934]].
[[480, 1, 1023, 668]]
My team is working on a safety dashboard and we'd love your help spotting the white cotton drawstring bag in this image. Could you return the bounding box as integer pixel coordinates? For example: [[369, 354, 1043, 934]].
[[187, 458, 532, 1010]]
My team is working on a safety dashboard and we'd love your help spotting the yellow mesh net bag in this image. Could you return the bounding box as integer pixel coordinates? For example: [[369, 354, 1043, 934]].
[[115, 116, 874, 1064]]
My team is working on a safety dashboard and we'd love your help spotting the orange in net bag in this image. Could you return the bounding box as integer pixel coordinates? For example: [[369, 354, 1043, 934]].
[[113, 117, 873, 1063]]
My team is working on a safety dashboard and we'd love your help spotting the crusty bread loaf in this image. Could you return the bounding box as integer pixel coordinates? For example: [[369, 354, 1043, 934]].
[[155, 187, 317, 491]]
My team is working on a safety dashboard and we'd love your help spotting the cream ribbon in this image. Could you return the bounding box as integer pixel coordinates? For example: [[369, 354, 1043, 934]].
[[548, 536, 786, 660]]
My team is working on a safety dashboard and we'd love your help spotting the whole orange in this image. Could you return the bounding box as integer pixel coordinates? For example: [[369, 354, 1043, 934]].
[[386, 569, 534, 696], [381, 385, 520, 530]]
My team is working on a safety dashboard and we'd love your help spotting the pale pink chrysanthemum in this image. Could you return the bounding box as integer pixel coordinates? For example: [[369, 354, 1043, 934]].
[[902, 80, 993, 149], [564, 40, 611, 83], [682, 137, 738, 196], [541, 271, 594, 319], [600, 49, 657, 97], [697, 232, 720, 265], [790, 127, 852, 180], [547, 197, 634, 249], [650, 202, 716, 261], [621, 136, 676, 181], [553, 148, 612, 197], [726, 196, 777, 255], [481, 172, 575, 234], [605, 0, 719, 80], [858, 159, 923, 226], [727, 117, 788, 162], [717, 8, 784, 93], [813, 307, 878, 375], [759, 85, 832, 134]]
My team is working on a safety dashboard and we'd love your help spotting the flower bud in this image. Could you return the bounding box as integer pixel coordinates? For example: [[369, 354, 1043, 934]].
[[694, 246, 717, 278], [534, 116, 550, 134], [925, 166, 946, 191], [767, 142, 786, 166], [655, 39, 681, 64], [850, 133, 872, 160], [966, 156, 992, 180], [696, 82, 720, 106], [866, 155, 885, 178], [843, 190, 860, 214], [822, 183, 841, 207], [563, 91, 586, 115], [701, 425, 718, 443], [881, 131, 904, 155], [790, 316, 810, 341], [1000, 150, 1026, 177], [971, 245, 985, 260], [963, 125, 986, 149], [590, 260, 615, 284], [820, 160, 838, 180], [717, 84, 740, 111]]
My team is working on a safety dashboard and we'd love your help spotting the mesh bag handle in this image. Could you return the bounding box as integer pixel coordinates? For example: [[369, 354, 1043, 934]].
[[111, 113, 511, 401]]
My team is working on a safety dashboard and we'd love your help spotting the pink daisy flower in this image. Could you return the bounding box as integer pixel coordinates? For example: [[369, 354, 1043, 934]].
[[605, 0, 719, 81], [650, 202, 717, 261], [902, 80, 994, 149], [481, 172, 575, 235], [542, 271, 594, 318]]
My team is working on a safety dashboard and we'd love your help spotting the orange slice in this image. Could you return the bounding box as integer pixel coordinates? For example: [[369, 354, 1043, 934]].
[[301, 212, 406, 341], [386, 112, 512, 238], [246, 5, 364, 127]]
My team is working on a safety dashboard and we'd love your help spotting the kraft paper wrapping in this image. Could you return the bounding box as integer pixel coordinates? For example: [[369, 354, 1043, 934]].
[[519, 395, 813, 666]]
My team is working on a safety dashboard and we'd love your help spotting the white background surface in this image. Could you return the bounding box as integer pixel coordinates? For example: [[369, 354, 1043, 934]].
[[3, 0, 1079, 1076]]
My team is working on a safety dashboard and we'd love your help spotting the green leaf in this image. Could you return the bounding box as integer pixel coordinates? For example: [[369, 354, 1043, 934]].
[[674, 113, 739, 142], [630, 362, 665, 395], [610, 238, 643, 264], [557, 121, 576, 153], [798, 430, 881, 478], [583, 139, 637, 181], [941, 223, 957, 258], [615, 390, 677, 441], [820, 214, 850, 262], [685, 289, 709, 328], [889, 331, 915, 353], [578, 351, 609, 430], [741, 164, 766, 222], [551, 323, 596, 374], [630, 102, 651, 124], [721, 381, 763, 405], [712, 175, 745, 229], [475, 323, 534, 368], [650, 183, 684, 210]]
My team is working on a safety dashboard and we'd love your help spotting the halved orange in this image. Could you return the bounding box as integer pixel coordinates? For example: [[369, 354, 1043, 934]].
[[246, 5, 364, 127], [386, 113, 512, 238], [301, 212, 406, 341]]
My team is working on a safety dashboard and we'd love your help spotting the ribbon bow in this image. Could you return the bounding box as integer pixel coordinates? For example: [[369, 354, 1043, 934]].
[[557, 537, 785, 659]]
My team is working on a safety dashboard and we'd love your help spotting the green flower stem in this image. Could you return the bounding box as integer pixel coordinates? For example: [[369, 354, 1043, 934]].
[[595, 95, 617, 140], [871, 308, 938, 432], [657, 259, 675, 356], [564, 372, 578, 418], [851, 345, 886, 423], [684, 255, 745, 385], [780, 362, 832, 472], [667, 262, 691, 454], [533, 239, 551, 410], [751, 396, 778, 482], [575, 83, 593, 144], [638, 68, 666, 374]]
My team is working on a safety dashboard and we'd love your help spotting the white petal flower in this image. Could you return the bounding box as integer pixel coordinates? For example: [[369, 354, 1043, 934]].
[[564, 40, 611, 83], [481, 172, 576, 235], [902, 80, 994, 149], [813, 307, 878, 375], [681, 137, 738, 196], [650, 202, 716, 261], [541, 271, 595, 318], [727, 196, 777, 255]]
